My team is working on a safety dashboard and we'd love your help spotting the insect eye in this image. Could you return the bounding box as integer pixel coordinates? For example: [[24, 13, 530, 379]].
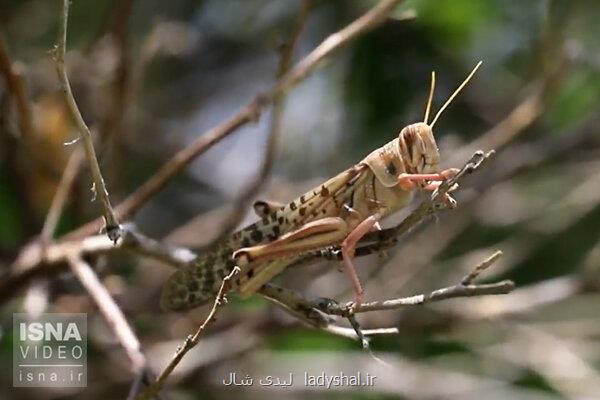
[[385, 162, 397, 176]]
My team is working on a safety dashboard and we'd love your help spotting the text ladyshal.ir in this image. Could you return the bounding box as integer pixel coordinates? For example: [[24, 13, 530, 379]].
[[304, 371, 376, 388]]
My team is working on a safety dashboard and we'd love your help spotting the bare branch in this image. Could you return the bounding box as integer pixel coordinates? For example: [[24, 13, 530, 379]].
[[135, 267, 240, 400], [321, 251, 513, 316], [67, 0, 406, 239], [332, 280, 515, 315], [53, 0, 121, 241], [66, 253, 147, 372]]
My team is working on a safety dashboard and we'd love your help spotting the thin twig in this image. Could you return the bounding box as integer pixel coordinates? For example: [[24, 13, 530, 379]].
[[326, 280, 515, 315], [67, 0, 406, 239], [21, 228, 195, 270], [53, 0, 121, 241], [461, 250, 503, 285], [41, 148, 84, 241], [66, 252, 147, 373], [346, 313, 370, 349], [209, 0, 313, 244], [135, 267, 240, 400]]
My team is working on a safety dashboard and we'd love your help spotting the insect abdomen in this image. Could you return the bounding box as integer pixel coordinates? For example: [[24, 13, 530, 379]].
[[160, 244, 235, 310]]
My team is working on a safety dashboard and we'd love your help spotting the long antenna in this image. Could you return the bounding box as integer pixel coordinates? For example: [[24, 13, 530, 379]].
[[430, 60, 482, 128], [423, 71, 436, 124]]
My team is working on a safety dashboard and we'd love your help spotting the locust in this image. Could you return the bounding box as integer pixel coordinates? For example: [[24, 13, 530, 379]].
[[161, 62, 482, 312]]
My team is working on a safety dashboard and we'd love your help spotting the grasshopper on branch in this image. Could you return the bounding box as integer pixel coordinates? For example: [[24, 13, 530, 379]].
[[161, 62, 483, 312]]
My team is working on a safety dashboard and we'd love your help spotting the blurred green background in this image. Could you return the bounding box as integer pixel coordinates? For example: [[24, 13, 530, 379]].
[[1, 0, 600, 399]]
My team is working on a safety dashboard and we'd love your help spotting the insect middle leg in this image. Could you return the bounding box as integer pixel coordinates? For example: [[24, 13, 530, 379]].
[[339, 213, 382, 311]]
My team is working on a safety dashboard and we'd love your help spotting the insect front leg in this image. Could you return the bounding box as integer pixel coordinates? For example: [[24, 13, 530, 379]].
[[397, 168, 460, 207], [396, 168, 460, 191]]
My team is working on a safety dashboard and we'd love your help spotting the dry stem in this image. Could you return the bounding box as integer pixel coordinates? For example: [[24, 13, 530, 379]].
[[53, 0, 121, 241]]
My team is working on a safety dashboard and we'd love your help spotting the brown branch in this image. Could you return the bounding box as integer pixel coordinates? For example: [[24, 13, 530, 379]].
[[53, 0, 121, 240], [67, 0, 406, 239], [66, 253, 150, 393], [135, 267, 240, 400]]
